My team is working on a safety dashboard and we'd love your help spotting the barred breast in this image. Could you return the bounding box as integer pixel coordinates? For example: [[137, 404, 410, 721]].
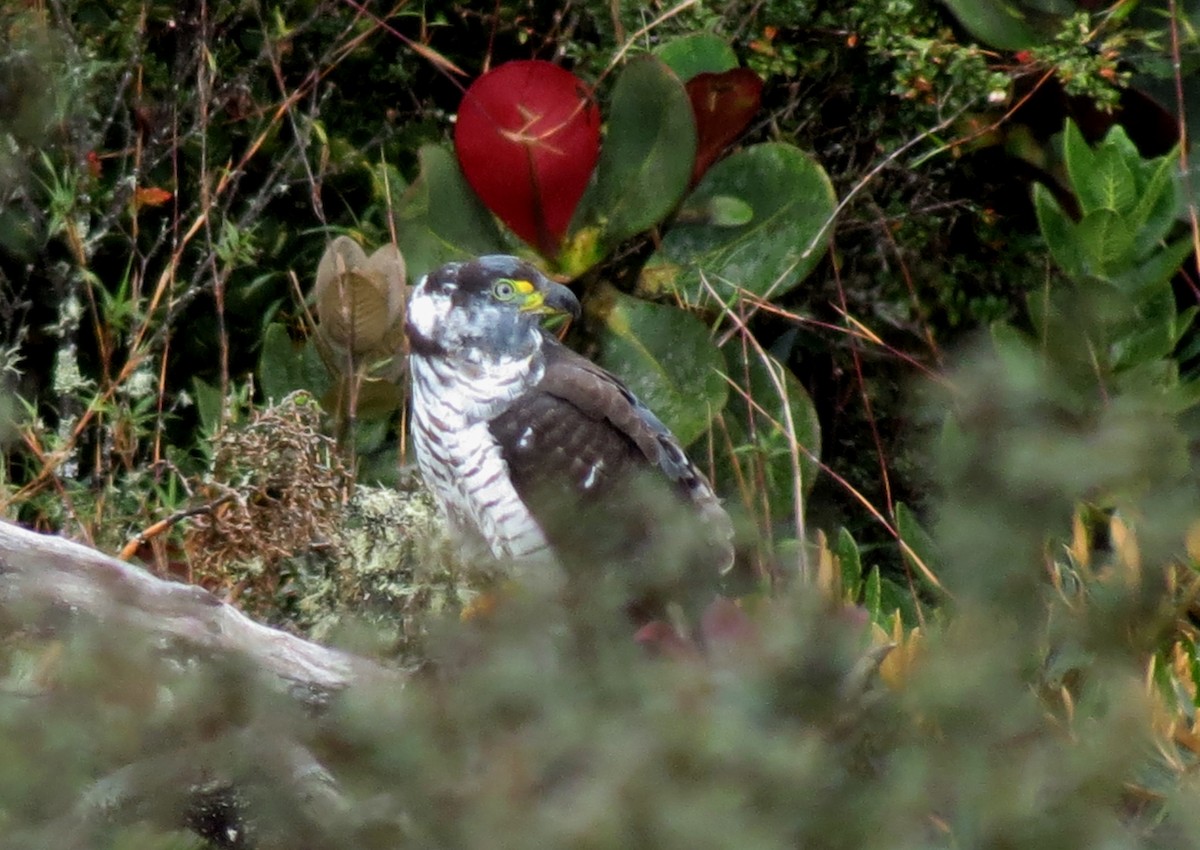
[[408, 351, 554, 563]]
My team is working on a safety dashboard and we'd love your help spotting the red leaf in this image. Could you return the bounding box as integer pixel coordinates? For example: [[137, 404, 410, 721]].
[[454, 60, 601, 257], [133, 186, 173, 209], [685, 68, 763, 184]]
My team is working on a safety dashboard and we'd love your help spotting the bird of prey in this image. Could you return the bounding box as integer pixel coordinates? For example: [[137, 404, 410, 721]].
[[406, 255, 733, 587]]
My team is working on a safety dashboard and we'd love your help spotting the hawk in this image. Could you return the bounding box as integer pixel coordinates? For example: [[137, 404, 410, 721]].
[[405, 255, 733, 588]]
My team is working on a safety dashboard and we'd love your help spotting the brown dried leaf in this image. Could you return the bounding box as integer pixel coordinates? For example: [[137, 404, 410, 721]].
[[315, 237, 407, 361], [363, 243, 407, 323]]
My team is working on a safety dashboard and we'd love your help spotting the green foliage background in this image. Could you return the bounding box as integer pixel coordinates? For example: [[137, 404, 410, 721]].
[[0, 0, 1100, 546]]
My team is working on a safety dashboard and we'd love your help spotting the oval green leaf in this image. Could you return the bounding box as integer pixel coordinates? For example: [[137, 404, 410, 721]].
[[1032, 182, 1082, 280], [595, 290, 727, 446], [1109, 281, 1178, 370], [392, 145, 506, 281], [564, 56, 697, 273], [654, 33, 738, 81], [939, 0, 1046, 49], [259, 323, 333, 404], [641, 142, 836, 305], [1077, 209, 1136, 278], [1130, 148, 1182, 258]]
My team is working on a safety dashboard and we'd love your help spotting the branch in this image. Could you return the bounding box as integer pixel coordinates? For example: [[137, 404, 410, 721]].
[[0, 519, 400, 697]]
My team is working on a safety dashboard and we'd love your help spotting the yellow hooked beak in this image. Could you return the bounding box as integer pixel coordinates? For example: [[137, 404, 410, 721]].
[[519, 279, 581, 319]]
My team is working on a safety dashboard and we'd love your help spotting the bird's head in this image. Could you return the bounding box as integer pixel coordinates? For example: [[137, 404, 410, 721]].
[[406, 255, 581, 361]]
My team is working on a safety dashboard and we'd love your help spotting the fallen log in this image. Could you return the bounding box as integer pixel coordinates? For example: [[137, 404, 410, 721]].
[[0, 519, 401, 699]]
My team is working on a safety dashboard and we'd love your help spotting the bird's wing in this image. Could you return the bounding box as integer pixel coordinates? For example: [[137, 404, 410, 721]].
[[488, 337, 733, 574]]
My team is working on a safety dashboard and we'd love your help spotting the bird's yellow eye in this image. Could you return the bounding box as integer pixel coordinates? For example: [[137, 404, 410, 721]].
[[493, 280, 519, 300]]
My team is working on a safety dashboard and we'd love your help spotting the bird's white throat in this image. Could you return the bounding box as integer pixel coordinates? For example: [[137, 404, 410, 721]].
[[410, 338, 544, 425]]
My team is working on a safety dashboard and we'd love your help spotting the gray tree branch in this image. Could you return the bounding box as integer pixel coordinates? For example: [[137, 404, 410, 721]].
[[0, 519, 401, 696]]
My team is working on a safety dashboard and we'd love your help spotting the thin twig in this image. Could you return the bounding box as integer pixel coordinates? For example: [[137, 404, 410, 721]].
[[116, 495, 237, 561]]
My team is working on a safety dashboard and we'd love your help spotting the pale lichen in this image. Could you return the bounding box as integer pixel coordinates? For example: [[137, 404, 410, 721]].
[[270, 481, 499, 664]]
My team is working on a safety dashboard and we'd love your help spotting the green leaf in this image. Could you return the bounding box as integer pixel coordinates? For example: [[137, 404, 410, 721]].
[[642, 143, 836, 305], [714, 345, 821, 518], [1178, 305, 1198, 344], [369, 161, 408, 209], [1110, 283, 1179, 370], [654, 33, 738, 81], [880, 576, 920, 627], [392, 145, 506, 281], [192, 377, 224, 436], [1076, 210, 1136, 278], [834, 527, 864, 602], [565, 56, 696, 272], [259, 323, 333, 403], [1129, 147, 1182, 258], [1066, 122, 1139, 218], [989, 322, 1042, 390], [895, 502, 944, 597], [1111, 359, 1182, 400], [1110, 235, 1192, 295], [940, 0, 1046, 49], [1032, 182, 1083, 279], [596, 289, 727, 446], [1062, 120, 1097, 208], [1025, 281, 1052, 342], [1087, 143, 1137, 214], [1102, 123, 1142, 166], [864, 566, 882, 622]]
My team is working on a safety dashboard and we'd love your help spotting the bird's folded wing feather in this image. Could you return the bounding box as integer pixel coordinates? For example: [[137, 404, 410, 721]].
[[488, 338, 733, 571]]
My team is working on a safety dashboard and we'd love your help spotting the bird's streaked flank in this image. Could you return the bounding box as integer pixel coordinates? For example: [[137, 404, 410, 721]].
[[406, 255, 733, 585]]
